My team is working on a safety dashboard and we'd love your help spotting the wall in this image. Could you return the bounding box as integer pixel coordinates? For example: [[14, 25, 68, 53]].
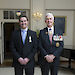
[[73, 11, 75, 46], [0, 0, 30, 9], [30, 0, 45, 31], [0, 10, 3, 21], [45, 0, 75, 9], [0, 0, 75, 10]]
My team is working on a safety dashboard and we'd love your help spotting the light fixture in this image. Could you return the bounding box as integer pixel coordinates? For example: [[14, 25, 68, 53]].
[[16, 11, 21, 16], [33, 12, 42, 21]]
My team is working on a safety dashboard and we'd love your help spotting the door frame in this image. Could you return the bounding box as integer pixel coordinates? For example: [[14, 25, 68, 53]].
[[0, 22, 4, 64], [0, 21, 18, 64]]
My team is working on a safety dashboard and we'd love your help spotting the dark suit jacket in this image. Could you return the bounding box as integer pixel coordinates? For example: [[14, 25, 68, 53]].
[[38, 27, 64, 66], [10, 29, 37, 68]]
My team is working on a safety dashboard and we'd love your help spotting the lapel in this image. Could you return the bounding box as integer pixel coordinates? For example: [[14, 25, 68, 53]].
[[54, 26, 56, 35], [44, 27, 51, 44], [16, 29, 23, 46], [25, 29, 30, 44], [52, 26, 56, 44]]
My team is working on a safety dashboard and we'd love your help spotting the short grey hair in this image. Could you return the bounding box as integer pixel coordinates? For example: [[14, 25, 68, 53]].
[[45, 13, 54, 20]]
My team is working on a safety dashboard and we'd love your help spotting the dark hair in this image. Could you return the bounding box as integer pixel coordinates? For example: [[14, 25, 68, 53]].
[[19, 15, 28, 21]]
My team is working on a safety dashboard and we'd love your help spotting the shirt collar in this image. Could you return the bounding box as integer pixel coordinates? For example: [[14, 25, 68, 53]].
[[48, 26, 53, 32], [21, 27, 28, 32]]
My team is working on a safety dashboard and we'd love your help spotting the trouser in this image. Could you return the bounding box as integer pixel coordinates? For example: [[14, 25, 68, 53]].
[[41, 59, 59, 75], [14, 67, 34, 75]]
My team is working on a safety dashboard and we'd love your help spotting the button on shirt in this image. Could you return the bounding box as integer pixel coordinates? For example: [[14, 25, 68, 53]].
[[21, 28, 28, 44]]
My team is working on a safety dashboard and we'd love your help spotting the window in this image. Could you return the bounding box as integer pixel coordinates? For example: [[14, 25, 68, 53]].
[[4, 11, 9, 19], [3, 10, 27, 19], [10, 11, 14, 19]]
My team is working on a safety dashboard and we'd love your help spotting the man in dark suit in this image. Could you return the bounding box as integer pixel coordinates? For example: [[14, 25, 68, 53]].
[[38, 13, 64, 75], [10, 15, 37, 75]]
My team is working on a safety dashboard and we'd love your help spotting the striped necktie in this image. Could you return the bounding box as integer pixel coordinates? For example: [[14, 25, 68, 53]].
[[49, 29, 53, 44]]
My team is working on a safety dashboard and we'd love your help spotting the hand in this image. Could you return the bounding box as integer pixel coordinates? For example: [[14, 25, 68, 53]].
[[49, 54, 55, 59], [48, 54, 55, 62], [45, 54, 55, 63], [18, 57, 24, 65], [23, 58, 30, 65], [45, 55, 52, 62]]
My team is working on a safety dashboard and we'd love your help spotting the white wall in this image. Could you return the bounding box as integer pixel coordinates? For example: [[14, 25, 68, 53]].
[[0, 10, 3, 21], [30, 0, 45, 31], [0, 0, 30, 9], [0, 0, 75, 10], [45, 0, 75, 9], [73, 11, 75, 46]]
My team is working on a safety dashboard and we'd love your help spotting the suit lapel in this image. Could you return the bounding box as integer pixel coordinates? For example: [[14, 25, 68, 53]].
[[16, 29, 23, 46], [44, 27, 51, 44], [25, 29, 29, 44], [52, 26, 56, 44], [54, 26, 56, 35]]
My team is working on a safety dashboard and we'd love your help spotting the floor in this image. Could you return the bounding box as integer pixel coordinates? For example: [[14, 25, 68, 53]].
[[0, 59, 75, 75], [0, 67, 74, 75]]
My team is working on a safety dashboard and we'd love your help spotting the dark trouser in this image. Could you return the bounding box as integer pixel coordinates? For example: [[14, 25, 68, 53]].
[[41, 59, 59, 75], [14, 67, 34, 75]]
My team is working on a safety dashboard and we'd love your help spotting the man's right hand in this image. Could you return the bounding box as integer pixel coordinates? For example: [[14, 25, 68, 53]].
[[18, 57, 24, 65], [45, 55, 54, 63]]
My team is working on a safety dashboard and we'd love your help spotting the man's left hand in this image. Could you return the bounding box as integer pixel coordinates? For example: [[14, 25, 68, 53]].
[[23, 58, 30, 65], [48, 54, 55, 62]]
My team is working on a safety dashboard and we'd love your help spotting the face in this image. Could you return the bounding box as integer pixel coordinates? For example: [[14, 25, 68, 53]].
[[45, 15, 54, 28], [19, 17, 28, 29]]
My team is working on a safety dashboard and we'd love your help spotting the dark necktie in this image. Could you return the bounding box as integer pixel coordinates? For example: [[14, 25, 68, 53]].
[[49, 29, 53, 44]]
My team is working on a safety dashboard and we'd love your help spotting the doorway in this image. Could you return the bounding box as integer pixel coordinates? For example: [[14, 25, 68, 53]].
[[4, 22, 19, 60]]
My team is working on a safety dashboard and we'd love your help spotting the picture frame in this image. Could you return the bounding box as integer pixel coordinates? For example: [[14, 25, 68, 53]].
[[54, 16, 67, 35]]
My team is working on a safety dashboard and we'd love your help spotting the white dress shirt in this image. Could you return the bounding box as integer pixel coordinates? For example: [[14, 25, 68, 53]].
[[21, 28, 28, 44], [48, 26, 54, 35]]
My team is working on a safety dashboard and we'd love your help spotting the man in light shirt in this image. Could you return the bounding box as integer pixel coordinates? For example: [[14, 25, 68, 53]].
[[10, 15, 37, 75], [38, 13, 64, 75]]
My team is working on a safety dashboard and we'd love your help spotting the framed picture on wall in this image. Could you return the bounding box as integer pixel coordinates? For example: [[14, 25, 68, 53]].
[[54, 16, 67, 35]]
